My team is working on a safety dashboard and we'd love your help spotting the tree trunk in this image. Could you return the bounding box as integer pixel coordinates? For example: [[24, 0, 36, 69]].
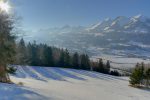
[[0, 65, 10, 83]]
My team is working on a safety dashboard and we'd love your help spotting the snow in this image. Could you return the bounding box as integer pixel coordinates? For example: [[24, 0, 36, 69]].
[[130, 14, 142, 23], [107, 38, 112, 41], [94, 33, 104, 36], [133, 14, 142, 19], [92, 53, 150, 68], [124, 25, 130, 29], [132, 14, 148, 22], [111, 21, 117, 26], [0, 66, 147, 100], [104, 29, 114, 32], [129, 41, 150, 48], [87, 22, 102, 30], [130, 17, 138, 23], [0, 81, 48, 100], [110, 43, 130, 47], [110, 16, 130, 27], [104, 26, 110, 30]]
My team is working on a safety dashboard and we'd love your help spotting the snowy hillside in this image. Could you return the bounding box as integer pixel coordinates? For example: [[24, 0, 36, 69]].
[[1, 66, 149, 100]]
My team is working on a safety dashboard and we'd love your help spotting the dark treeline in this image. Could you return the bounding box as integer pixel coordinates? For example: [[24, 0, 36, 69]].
[[15, 38, 91, 70], [92, 59, 110, 74], [92, 59, 120, 76], [15, 38, 114, 75]]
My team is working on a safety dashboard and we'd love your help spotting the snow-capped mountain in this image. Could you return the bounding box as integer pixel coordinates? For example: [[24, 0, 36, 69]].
[[25, 15, 150, 63], [87, 18, 113, 33], [87, 14, 150, 34]]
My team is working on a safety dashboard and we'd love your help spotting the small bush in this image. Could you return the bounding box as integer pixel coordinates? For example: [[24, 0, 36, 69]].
[[7, 67, 17, 74], [110, 70, 120, 76], [18, 82, 24, 86]]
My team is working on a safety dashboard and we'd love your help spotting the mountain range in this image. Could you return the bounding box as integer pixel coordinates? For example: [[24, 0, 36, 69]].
[[25, 14, 150, 63]]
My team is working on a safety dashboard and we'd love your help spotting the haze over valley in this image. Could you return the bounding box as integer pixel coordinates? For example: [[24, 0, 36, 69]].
[[0, 0, 149, 100], [24, 14, 150, 68]]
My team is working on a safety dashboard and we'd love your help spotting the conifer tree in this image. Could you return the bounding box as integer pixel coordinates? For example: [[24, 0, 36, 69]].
[[80, 54, 90, 70], [26, 42, 32, 65], [43, 46, 54, 66], [16, 38, 27, 65], [98, 58, 105, 73], [0, 13, 16, 82], [145, 68, 150, 87], [36, 44, 44, 66], [105, 60, 110, 74], [64, 49, 71, 67], [30, 41, 39, 66], [140, 62, 145, 85], [58, 49, 65, 67], [129, 63, 144, 86], [85, 54, 90, 70], [72, 52, 79, 69]]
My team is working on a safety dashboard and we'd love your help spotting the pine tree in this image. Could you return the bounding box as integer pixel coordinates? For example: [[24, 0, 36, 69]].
[[64, 49, 71, 67], [129, 63, 144, 86], [145, 68, 150, 87], [80, 54, 90, 70], [0, 13, 16, 82], [36, 44, 44, 66], [105, 60, 110, 74], [30, 41, 39, 66], [58, 49, 65, 67], [85, 54, 90, 70], [16, 38, 27, 65], [129, 68, 141, 86], [140, 62, 145, 85], [26, 42, 32, 65], [43, 46, 54, 66], [98, 58, 105, 73], [72, 52, 79, 69]]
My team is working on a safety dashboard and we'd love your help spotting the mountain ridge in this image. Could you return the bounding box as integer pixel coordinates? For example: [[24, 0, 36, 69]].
[[24, 15, 150, 67]]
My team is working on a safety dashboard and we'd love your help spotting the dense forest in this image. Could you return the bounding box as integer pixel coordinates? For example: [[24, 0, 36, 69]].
[[14, 38, 112, 75], [15, 38, 91, 69]]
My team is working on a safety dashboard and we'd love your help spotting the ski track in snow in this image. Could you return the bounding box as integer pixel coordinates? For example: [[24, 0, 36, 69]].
[[0, 65, 149, 100]]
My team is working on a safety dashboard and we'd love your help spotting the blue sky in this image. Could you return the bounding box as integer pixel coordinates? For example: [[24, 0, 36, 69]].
[[12, 0, 150, 30]]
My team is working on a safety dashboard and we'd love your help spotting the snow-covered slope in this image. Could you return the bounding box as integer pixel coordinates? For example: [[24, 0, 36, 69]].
[[1, 66, 149, 100]]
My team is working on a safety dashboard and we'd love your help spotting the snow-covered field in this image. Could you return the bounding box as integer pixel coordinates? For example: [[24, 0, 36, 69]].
[[92, 54, 150, 68], [1, 66, 149, 100]]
